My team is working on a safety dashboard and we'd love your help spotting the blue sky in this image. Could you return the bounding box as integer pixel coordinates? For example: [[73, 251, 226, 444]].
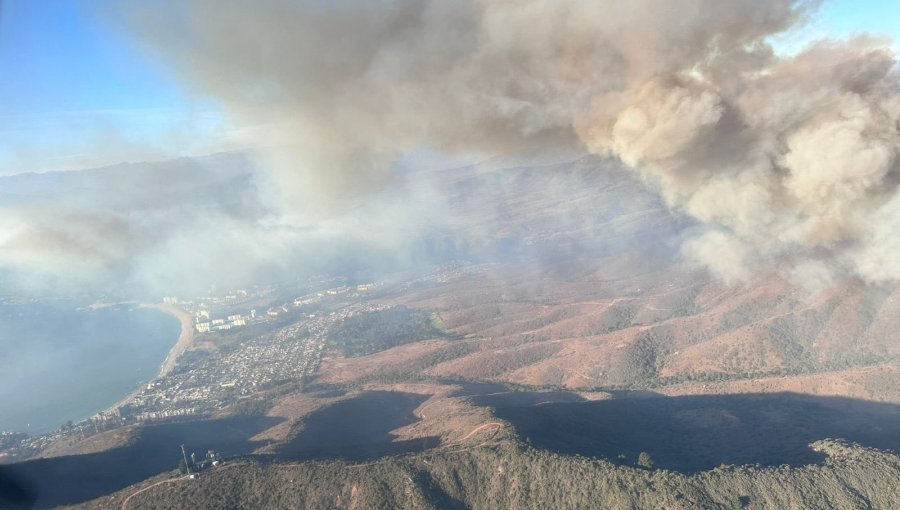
[[0, 0, 897, 175], [772, 0, 900, 53], [816, 0, 900, 41], [0, 0, 229, 174]]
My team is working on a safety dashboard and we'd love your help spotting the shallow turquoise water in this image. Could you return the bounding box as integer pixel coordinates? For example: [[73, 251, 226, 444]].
[[0, 300, 179, 434]]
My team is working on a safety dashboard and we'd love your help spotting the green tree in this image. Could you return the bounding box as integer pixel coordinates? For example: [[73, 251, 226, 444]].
[[637, 452, 654, 469], [730, 495, 747, 509], [177, 458, 189, 474]]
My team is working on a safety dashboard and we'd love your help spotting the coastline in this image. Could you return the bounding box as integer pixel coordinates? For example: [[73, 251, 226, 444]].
[[140, 302, 195, 378], [102, 302, 194, 414]]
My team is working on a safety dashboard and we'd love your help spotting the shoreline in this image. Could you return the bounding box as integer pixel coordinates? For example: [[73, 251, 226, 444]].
[[103, 302, 194, 414], [140, 302, 195, 378]]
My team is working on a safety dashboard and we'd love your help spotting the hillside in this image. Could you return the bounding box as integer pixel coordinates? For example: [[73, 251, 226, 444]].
[[75, 439, 900, 510], [320, 257, 900, 404], [4, 156, 900, 509]]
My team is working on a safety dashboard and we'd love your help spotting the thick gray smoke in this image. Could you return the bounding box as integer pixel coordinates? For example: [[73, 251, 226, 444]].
[[0, 153, 461, 297], [107, 0, 900, 286], [584, 36, 900, 286], [3, 0, 848, 290]]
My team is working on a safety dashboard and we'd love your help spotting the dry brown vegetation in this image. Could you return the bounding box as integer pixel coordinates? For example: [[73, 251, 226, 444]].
[[249, 381, 507, 454], [9, 154, 900, 510], [74, 439, 900, 510], [344, 258, 900, 404], [37, 427, 139, 459], [24, 254, 900, 508]]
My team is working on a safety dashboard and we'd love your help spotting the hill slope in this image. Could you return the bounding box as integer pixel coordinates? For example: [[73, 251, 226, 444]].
[[79, 440, 900, 510]]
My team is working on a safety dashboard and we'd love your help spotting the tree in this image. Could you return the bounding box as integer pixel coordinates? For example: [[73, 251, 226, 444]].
[[637, 452, 654, 469], [178, 458, 189, 474]]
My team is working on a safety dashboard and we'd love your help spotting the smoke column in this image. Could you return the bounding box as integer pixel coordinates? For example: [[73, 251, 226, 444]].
[[104, 0, 900, 285]]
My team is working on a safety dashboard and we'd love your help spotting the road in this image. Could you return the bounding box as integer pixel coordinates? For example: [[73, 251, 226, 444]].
[[458, 422, 504, 442], [120, 476, 189, 510]]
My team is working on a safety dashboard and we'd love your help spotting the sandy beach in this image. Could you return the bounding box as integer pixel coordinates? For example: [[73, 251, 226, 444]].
[[140, 303, 195, 377], [103, 302, 194, 414]]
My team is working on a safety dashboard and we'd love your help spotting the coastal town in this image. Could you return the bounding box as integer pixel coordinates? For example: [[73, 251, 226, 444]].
[[0, 278, 387, 461]]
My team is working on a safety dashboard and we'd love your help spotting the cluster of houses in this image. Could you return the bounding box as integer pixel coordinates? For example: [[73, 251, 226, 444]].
[[191, 282, 379, 330], [194, 309, 255, 333]]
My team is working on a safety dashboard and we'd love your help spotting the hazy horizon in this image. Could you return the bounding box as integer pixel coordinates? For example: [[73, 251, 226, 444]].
[[4, 3, 900, 508], [1, 1, 899, 302]]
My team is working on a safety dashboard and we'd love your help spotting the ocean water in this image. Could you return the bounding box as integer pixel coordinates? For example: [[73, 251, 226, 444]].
[[0, 301, 180, 434]]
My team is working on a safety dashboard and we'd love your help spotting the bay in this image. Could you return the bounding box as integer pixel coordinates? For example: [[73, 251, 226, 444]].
[[0, 300, 180, 434]]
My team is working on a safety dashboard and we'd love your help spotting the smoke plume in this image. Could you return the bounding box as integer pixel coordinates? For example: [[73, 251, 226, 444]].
[[105, 0, 900, 285]]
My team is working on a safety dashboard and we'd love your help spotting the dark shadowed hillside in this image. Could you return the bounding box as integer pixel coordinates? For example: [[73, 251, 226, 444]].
[[74, 439, 900, 510]]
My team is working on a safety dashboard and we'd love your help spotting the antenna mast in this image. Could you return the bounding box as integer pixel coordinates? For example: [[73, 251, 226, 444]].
[[180, 444, 192, 475]]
